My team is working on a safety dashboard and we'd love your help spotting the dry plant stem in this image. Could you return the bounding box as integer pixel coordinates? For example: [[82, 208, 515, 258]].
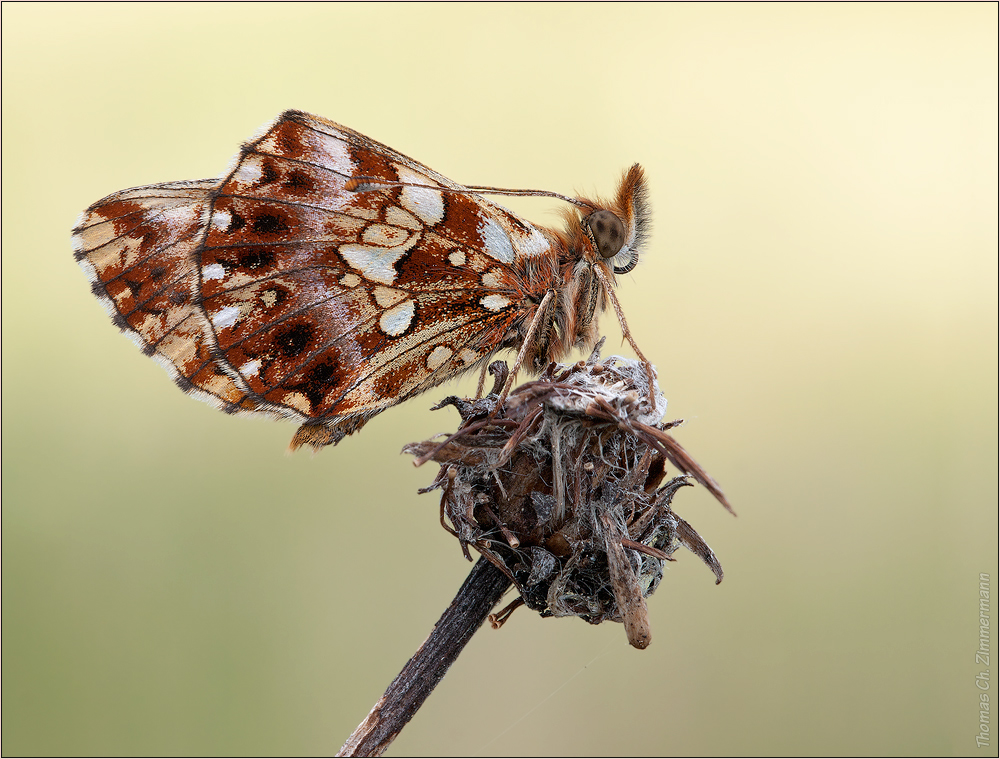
[[336, 557, 512, 758]]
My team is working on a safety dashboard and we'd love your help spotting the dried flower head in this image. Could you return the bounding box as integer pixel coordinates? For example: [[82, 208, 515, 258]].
[[403, 342, 732, 649]]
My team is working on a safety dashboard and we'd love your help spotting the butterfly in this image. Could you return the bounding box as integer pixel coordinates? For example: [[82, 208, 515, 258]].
[[73, 110, 653, 451]]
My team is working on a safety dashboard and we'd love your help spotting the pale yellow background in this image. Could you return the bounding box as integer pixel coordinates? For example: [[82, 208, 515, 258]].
[[2, 3, 997, 756]]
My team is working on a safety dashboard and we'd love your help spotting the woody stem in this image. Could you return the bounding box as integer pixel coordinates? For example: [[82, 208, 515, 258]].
[[335, 557, 513, 757]]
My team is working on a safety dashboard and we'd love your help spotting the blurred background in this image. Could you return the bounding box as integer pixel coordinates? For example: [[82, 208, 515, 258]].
[[2, 4, 996, 756]]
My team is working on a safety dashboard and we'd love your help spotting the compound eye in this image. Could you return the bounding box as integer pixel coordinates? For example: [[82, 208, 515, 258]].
[[587, 210, 626, 260]]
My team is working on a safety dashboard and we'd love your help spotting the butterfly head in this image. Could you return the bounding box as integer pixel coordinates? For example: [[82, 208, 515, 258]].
[[581, 164, 650, 275]]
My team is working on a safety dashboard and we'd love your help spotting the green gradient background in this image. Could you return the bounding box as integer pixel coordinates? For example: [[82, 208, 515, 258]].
[[3, 4, 997, 756]]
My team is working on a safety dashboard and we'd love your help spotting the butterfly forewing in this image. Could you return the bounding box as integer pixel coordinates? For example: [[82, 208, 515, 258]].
[[72, 180, 267, 415]]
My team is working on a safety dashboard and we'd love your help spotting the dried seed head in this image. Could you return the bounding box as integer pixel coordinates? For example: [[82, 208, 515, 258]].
[[404, 342, 731, 649]]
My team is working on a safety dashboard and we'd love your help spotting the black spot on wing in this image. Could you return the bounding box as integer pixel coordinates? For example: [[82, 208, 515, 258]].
[[285, 170, 314, 195], [251, 212, 289, 236], [259, 160, 280, 185], [274, 323, 314, 358], [285, 356, 340, 409], [237, 249, 277, 270]]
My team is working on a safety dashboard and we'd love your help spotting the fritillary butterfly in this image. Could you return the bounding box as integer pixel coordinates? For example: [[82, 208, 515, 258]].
[[73, 111, 653, 450]]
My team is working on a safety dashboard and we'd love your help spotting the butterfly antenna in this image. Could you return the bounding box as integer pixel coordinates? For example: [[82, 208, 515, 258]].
[[345, 176, 596, 212]]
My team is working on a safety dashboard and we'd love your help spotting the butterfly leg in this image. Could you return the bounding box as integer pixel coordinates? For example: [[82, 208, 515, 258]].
[[593, 267, 657, 404], [474, 362, 491, 399], [498, 290, 555, 406]]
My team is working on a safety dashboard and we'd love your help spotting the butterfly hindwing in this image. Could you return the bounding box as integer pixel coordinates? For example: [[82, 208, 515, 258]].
[[197, 111, 540, 427]]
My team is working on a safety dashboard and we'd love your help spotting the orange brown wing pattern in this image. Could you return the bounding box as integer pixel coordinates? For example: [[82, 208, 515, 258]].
[[75, 111, 559, 443], [72, 179, 266, 416]]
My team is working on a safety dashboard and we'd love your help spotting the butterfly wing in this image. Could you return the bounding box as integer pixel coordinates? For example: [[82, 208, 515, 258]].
[[72, 179, 270, 416], [196, 111, 561, 444], [77, 111, 559, 446]]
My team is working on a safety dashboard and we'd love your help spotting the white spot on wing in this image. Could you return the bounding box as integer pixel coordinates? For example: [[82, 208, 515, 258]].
[[449, 250, 466, 267], [373, 286, 407, 308], [211, 305, 239, 329], [363, 223, 409, 247], [479, 217, 514, 263], [158, 205, 201, 234], [509, 224, 550, 258], [481, 268, 503, 288], [212, 209, 232, 229], [234, 155, 263, 185], [379, 300, 415, 337], [340, 234, 418, 285], [202, 264, 226, 280], [385, 205, 421, 230], [310, 131, 355, 176], [395, 165, 445, 225], [480, 294, 511, 312], [340, 273, 361, 287], [426, 345, 453, 370], [239, 359, 261, 377], [459, 349, 479, 365]]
